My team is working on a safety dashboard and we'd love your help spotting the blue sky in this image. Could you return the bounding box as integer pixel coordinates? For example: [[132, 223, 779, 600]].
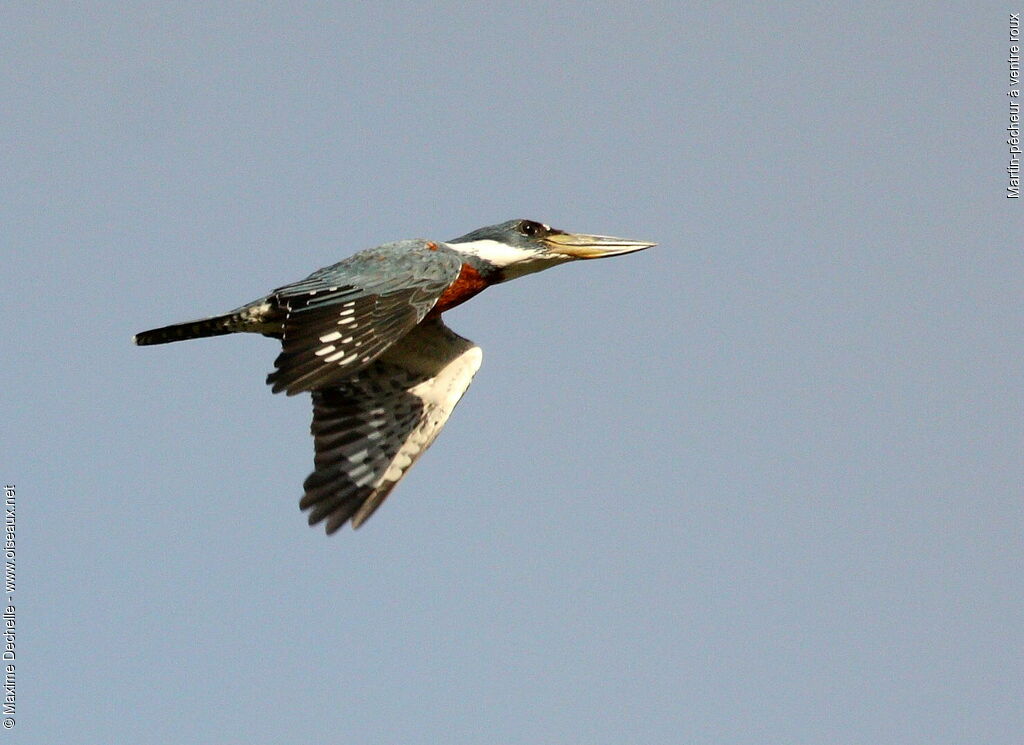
[[5, 3, 1021, 744]]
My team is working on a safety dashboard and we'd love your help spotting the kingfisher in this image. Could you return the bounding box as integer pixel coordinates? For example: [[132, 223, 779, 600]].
[[135, 219, 655, 534]]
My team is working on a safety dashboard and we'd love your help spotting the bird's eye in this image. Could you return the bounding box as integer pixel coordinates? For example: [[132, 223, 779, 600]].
[[520, 221, 542, 237]]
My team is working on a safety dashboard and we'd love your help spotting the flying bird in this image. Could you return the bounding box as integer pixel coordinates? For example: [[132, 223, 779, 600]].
[[135, 219, 654, 533]]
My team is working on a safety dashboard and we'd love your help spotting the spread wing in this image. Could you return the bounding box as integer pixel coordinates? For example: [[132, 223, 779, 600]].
[[266, 241, 463, 395], [299, 319, 483, 533]]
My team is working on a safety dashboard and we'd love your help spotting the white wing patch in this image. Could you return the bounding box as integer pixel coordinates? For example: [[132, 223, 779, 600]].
[[373, 344, 483, 493]]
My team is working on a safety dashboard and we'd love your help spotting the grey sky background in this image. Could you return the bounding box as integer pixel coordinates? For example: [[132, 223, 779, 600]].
[[4, 3, 1021, 744]]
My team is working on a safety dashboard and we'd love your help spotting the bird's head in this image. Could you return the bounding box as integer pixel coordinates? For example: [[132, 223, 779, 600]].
[[445, 219, 655, 281]]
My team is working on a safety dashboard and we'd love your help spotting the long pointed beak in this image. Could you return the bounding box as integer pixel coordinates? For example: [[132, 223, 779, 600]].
[[543, 231, 657, 259]]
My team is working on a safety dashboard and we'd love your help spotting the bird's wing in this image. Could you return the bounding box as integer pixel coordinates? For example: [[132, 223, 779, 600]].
[[299, 318, 483, 533], [266, 241, 464, 395]]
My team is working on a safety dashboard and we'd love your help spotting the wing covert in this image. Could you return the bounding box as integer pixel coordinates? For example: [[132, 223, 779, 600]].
[[266, 241, 463, 395]]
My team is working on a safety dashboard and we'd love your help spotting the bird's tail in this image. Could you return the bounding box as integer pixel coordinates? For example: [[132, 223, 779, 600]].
[[133, 312, 242, 346]]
